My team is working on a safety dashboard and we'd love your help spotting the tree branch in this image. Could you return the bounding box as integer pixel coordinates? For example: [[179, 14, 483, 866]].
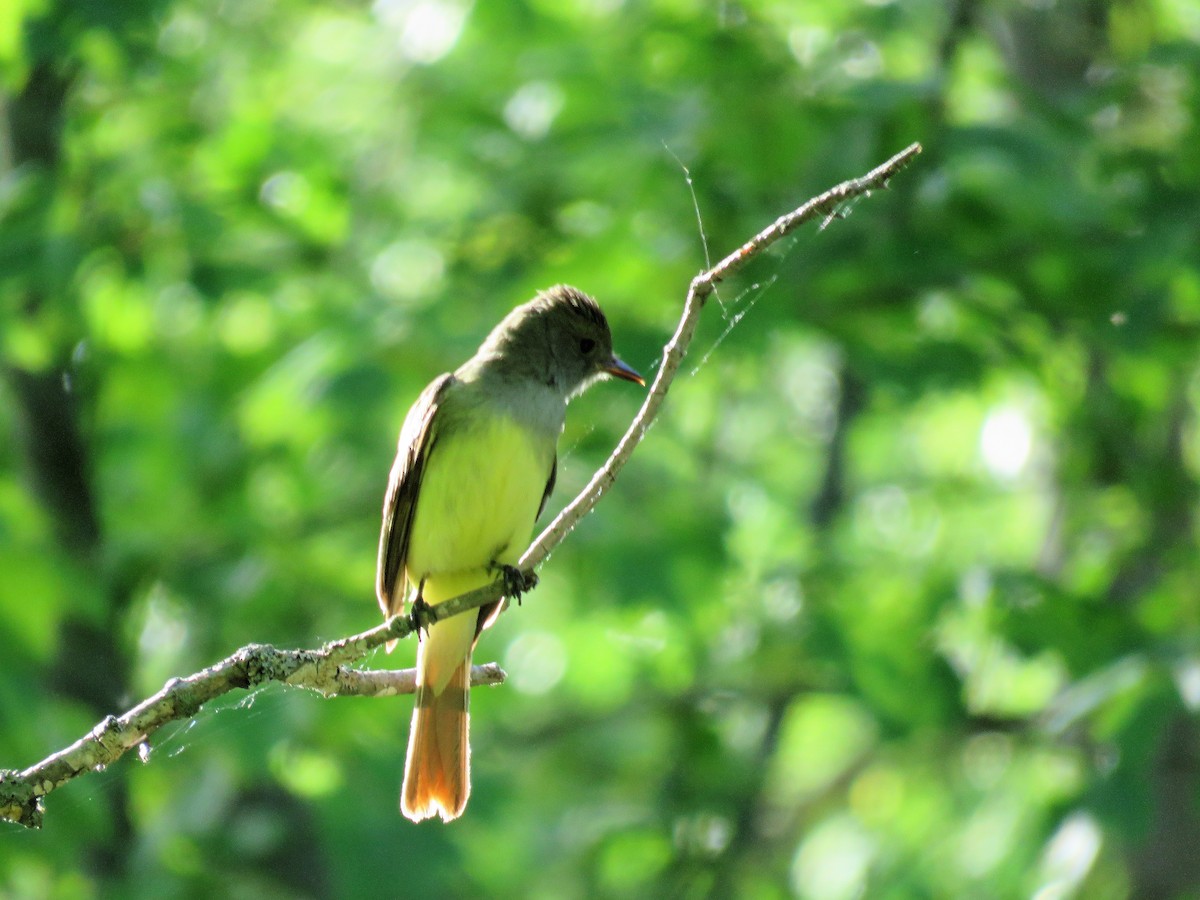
[[0, 142, 922, 829]]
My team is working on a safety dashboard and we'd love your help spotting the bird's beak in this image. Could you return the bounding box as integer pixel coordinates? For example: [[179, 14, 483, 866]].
[[604, 355, 645, 386]]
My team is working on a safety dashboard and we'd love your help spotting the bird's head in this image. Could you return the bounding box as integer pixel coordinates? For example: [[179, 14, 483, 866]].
[[483, 285, 644, 398]]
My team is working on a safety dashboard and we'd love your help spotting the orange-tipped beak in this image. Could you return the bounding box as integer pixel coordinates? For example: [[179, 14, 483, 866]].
[[605, 355, 645, 386]]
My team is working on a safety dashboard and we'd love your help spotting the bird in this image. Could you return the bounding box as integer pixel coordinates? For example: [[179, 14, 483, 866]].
[[375, 284, 644, 823]]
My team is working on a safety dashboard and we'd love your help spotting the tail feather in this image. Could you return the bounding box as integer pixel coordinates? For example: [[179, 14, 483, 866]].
[[399, 570, 488, 822], [401, 657, 471, 822]]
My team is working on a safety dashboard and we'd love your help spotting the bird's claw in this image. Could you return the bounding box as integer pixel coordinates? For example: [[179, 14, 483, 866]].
[[408, 593, 433, 638], [493, 564, 537, 606]]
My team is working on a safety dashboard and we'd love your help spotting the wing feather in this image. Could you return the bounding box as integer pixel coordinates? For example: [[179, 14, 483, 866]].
[[536, 456, 557, 522], [376, 373, 456, 620]]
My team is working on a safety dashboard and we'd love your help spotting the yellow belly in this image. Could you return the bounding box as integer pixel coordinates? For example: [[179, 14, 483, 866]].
[[405, 412, 552, 592]]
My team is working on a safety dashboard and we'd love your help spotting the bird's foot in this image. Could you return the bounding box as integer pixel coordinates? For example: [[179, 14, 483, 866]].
[[408, 591, 434, 638], [492, 564, 538, 606]]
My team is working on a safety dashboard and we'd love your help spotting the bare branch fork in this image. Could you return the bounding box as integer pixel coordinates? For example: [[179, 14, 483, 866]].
[[0, 142, 922, 829]]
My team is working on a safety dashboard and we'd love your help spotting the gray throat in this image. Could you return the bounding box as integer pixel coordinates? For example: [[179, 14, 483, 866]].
[[457, 356, 570, 438]]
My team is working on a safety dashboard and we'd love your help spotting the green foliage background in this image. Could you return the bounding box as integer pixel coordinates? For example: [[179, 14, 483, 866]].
[[3, 0, 1200, 896]]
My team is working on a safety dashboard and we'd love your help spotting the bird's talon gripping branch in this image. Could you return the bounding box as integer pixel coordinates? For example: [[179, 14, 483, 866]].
[[408, 593, 433, 638], [494, 564, 537, 606]]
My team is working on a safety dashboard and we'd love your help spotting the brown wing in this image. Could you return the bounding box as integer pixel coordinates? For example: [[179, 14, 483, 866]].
[[376, 373, 456, 620]]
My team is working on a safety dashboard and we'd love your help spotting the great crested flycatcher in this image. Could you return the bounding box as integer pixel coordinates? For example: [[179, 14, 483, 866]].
[[376, 285, 643, 823]]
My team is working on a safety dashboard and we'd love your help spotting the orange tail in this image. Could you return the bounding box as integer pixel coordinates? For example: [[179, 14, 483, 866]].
[[401, 656, 471, 822]]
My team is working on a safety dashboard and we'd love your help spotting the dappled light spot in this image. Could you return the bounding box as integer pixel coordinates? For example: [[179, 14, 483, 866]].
[[259, 171, 310, 216], [980, 406, 1033, 480], [762, 577, 803, 622], [861, 484, 912, 540], [136, 584, 191, 690], [557, 199, 614, 238], [370, 238, 445, 304], [268, 743, 344, 799], [81, 257, 154, 353], [373, 0, 469, 64], [778, 342, 839, 441], [672, 813, 732, 857], [505, 630, 567, 695], [959, 565, 993, 607], [956, 800, 1019, 877], [768, 695, 878, 809], [1173, 658, 1200, 710], [216, 292, 275, 355], [854, 484, 943, 557], [1041, 656, 1148, 737], [840, 38, 882, 80], [155, 283, 205, 339], [787, 26, 830, 68], [711, 700, 769, 756], [945, 40, 1016, 123], [711, 620, 761, 665], [790, 814, 875, 900], [917, 290, 961, 335], [1034, 812, 1102, 900], [504, 81, 565, 141], [158, 10, 209, 57]]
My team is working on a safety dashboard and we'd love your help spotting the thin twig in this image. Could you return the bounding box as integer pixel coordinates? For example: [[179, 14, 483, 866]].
[[0, 142, 922, 829], [523, 141, 922, 563]]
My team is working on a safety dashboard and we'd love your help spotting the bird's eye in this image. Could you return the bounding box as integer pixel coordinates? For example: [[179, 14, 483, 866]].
[[580, 338, 595, 354]]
